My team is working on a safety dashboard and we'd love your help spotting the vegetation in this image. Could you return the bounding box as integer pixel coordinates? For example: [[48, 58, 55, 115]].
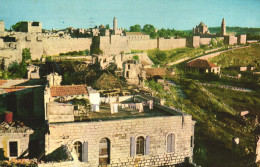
[[147, 47, 205, 66], [59, 50, 89, 56], [129, 24, 192, 39], [146, 78, 257, 167], [210, 44, 260, 68], [0, 48, 31, 79], [11, 21, 22, 31]]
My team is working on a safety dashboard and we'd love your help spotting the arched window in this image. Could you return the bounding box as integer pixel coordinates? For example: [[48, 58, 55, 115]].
[[136, 136, 145, 155], [99, 138, 110, 165], [167, 133, 175, 153], [74, 141, 82, 161]]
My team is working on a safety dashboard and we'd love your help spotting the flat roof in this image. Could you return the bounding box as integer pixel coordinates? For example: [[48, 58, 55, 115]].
[[74, 103, 173, 122]]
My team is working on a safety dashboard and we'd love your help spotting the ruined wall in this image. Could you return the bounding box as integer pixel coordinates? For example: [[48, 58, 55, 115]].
[[45, 115, 195, 167], [128, 39, 157, 50], [158, 38, 186, 50], [99, 35, 130, 54]]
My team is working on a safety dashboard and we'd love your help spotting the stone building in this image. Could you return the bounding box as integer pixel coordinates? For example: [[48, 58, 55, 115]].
[[0, 121, 34, 160], [41, 93, 196, 167], [20, 21, 42, 33], [193, 22, 210, 36], [0, 20, 4, 37], [123, 60, 146, 85], [186, 59, 220, 74]]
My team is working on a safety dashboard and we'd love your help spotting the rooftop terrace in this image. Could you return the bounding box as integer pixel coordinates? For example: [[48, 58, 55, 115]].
[[74, 103, 174, 122]]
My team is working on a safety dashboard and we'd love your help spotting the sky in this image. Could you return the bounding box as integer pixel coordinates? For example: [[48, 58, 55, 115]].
[[0, 0, 259, 30]]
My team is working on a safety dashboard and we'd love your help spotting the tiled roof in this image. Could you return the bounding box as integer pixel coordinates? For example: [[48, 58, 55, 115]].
[[2, 86, 26, 93], [125, 32, 148, 36], [50, 84, 88, 97], [145, 68, 167, 76], [0, 80, 7, 86], [186, 59, 219, 68]]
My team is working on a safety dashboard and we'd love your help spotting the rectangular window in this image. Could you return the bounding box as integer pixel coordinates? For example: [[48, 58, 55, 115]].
[[126, 71, 129, 78], [128, 65, 130, 69], [9, 141, 18, 157]]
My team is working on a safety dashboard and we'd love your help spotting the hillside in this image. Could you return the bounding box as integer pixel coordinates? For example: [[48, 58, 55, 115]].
[[209, 44, 260, 68]]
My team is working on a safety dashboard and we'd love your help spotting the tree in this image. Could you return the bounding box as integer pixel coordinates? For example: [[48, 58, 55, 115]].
[[105, 24, 110, 29], [133, 55, 139, 61], [142, 24, 155, 35], [11, 22, 22, 31], [22, 48, 31, 61], [129, 24, 141, 32], [0, 58, 5, 70]]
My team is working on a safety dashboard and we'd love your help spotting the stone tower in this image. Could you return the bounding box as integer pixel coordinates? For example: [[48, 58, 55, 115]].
[[113, 17, 117, 31], [0, 21, 5, 37], [221, 18, 226, 36]]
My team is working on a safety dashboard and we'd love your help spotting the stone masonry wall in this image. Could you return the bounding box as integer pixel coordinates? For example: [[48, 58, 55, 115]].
[[199, 38, 212, 45], [99, 35, 131, 55], [128, 39, 157, 50], [45, 115, 194, 167], [158, 38, 186, 50], [0, 131, 33, 158], [3, 32, 92, 61]]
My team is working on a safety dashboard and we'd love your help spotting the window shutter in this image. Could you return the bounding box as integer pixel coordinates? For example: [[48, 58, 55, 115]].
[[145, 136, 150, 155], [130, 137, 135, 157], [172, 134, 175, 152], [82, 142, 88, 162]]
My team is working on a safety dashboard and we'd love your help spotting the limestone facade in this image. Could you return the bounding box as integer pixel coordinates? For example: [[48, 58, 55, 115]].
[[0, 125, 33, 159], [45, 115, 195, 167]]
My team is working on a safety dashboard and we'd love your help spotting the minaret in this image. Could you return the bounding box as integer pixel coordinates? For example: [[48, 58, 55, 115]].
[[221, 18, 226, 36], [113, 17, 117, 31]]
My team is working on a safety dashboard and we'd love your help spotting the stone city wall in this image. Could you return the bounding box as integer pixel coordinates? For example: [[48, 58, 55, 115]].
[[199, 38, 212, 45], [99, 35, 131, 55], [3, 32, 92, 60], [238, 35, 246, 44], [128, 39, 157, 50], [0, 21, 4, 37], [45, 115, 194, 167], [158, 38, 186, 50]]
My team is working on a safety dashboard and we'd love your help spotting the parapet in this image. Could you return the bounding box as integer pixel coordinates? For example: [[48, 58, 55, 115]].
[[20, 21, 42, 33]]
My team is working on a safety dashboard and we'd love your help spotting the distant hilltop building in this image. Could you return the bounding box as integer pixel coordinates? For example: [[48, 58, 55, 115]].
[[193, 22, 210, 36]]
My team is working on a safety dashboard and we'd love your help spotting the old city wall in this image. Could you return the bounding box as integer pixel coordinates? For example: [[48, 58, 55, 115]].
[[199, 38, 211, 45], [99, 35, 130, 54], [128, 39, 157, 50], [4, 32, 92, 61], [224, 35, 237, 45], [238, 35, 246, 44], [45, 115, 194, 167], [158, 38, 186, 50], [0, 21, 4, 37], [42, 37, 92, 57], [0, 48, 22, 67]]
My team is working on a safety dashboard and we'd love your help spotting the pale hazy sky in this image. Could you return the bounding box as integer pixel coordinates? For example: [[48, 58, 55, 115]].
[[0, 0, 259, 30]]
